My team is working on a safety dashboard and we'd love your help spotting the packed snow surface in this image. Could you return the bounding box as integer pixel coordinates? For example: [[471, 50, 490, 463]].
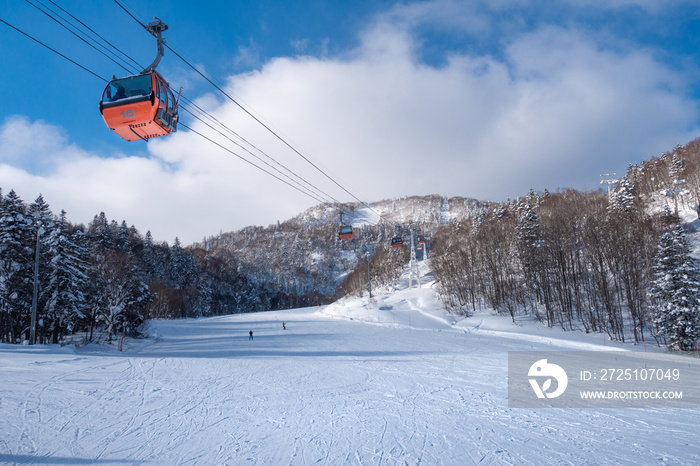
[[2, 263, 699, 465], [350, 206, 381, 227]]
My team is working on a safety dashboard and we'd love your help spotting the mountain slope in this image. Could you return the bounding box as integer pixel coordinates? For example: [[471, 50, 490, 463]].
[[1, 258, 698, 464], [192, 195, 489, 302]]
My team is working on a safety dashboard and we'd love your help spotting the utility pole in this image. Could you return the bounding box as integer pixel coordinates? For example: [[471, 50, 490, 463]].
[[361, 241, 372, 298], [29, 226, 44, 345], [367, 252, 372, 298]]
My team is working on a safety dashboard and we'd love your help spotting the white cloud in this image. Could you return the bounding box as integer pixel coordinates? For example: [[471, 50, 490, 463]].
[[233, 39, 262, 69], [1, 6, 698, 244], [190, 21, 696, 202], [0, 117, 310, 244], [376, 0, 493, 35], [559, 0, 691, 12], [0, 116, 69, 173]]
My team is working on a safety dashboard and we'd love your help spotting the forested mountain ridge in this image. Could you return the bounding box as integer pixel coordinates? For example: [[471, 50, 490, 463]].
[[429, 139, 700, 350], [2, 137, 700, 350], [193, 195, 487, 302], [0, 189, 484, 344]]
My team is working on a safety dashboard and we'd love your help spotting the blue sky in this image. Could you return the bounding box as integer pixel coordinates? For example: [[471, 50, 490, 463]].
[[1, 0, 700, 244]]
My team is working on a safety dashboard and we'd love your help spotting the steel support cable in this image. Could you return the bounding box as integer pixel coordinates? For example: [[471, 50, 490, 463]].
[[178, 121, 326, 203], [46, 0, 143, 71], [112, 0, 380, 216], [179, 103, 337, 203], [179, 95, 340, 204], [165, 43, 381, 214], [112, 0, 342, 205], [25, 0, 133, 75]]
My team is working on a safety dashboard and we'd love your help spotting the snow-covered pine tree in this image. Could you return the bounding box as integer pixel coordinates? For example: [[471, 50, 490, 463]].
[[670, 149, 686, 182], [526, 188, 539, 207], [0, 190, 33, 342], [87, 212, 115, 250], [43, 211, 90, 343], [666, 151, 688, 216], [516, 201, 544, 259], [27, 194, 53, 225], [493, 205, 507, 219], [516, 201, 549, 323], [91, 250, 150, 341], [169, 237, 197, 290], [116, 220, 131, 252], [608, 176, 636, 215], [27, 195, 56, 343], [649, 223, 700, 351], [471, 207, 486, 229]]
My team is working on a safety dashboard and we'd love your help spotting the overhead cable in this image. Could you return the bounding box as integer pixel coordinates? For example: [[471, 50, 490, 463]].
[[112, 0, 381, 216]]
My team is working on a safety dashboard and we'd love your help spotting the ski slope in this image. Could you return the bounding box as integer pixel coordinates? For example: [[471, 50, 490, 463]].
[[1, 263, 699, 465]]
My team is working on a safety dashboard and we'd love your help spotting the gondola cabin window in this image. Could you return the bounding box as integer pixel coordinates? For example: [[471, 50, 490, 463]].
[[102, 74, 152, 106]]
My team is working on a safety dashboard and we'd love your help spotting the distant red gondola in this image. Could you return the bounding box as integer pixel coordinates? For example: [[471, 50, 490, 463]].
[[338, 225, 353, 240], [391, 237, 403, 249]]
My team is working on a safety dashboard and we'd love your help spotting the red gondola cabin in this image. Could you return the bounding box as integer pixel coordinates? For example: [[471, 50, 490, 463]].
[[99, 71, 179, 142], [338, 225, 353, 240]]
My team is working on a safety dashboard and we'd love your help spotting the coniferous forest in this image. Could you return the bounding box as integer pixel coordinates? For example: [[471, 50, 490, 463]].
[[0, 193, 266, 344], [2, 139, 700, 350]]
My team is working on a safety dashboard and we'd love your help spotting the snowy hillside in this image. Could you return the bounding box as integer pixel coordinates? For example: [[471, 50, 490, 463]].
[[1, 260, 699, 465], [192, 195, 488, 304], [290, 194, 488, 230]]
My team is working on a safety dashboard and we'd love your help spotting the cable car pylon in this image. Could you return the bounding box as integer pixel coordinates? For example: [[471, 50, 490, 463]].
[[408, 228, 421, 289]]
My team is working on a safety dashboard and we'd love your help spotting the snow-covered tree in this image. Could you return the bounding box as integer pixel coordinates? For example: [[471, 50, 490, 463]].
[[670, 149, 686, 182], [43, 211, 90, 343], [0, 190, 33, 342], [471, 207, 486, 229], [492, 205, 508, 219], [526, 188, 540, 207], [91, 250, 150, 341], [666, 151, 688, 215], [116, 220, 131, 252], [169, 237, 197, 290], [27, 195, 56, 342], [516, 201, 544, 256], [87, 212, 115, 250], [649, 223, 700, 351], [516, 201, 549, 320], [608, 176, 636, 215]]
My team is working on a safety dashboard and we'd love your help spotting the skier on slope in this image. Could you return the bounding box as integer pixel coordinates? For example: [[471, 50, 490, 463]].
[[249, 330, 253, 340]]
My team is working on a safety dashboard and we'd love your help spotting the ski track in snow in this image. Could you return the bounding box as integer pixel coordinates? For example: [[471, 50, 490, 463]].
[[2, 265, 700, 465]]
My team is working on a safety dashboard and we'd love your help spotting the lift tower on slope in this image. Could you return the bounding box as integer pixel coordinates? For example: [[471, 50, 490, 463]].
[[408, 228, 421, 289]]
